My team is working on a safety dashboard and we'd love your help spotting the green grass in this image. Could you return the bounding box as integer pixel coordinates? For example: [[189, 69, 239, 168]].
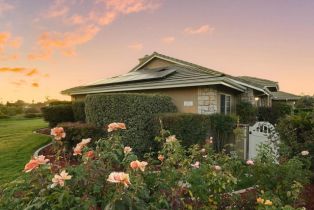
[[0, 118, 50, 185]]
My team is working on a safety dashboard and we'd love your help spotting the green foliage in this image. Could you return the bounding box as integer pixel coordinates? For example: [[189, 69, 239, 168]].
[[295, 95, 314, 109], [24, 113, 42, 118], [72, 101, 85, 122], [0, 104, 23, 116], [85, 93, 177, 155], [42, 104, 74, 127], [0, 126, 311, 209], [258, 102, 292, 124], [24, 107, 41, 114], [236, 101, 257, 124], [156, 113, 211, 147], [48, 100, 72, 106], [252, 144, 311, 207], [209, 114, 237, 152], [57, 122, 105, 149], [277, 112, 314, 170], [0, 110, 9, 119]]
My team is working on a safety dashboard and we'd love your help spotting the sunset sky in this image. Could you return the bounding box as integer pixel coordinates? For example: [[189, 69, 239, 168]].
[[0, 0, 313, 103]]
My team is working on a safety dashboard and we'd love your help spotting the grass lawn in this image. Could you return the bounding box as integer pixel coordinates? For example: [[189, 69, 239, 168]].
[[0, 117, 50, 185]]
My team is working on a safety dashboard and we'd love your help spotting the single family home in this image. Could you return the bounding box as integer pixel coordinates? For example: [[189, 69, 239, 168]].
[[62, 52, 299, 114]]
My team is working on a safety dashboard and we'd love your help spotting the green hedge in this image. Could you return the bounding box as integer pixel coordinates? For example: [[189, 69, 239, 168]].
[[41, 104, 74, 127], [236, 102, 257, 124], [156, 113, 211, 147], [155, 113, 237, 152], [85, 93, 177, 155], [57, 122, 106, 149], [257, 102, 292, 124], [72, 101, 85, 122]]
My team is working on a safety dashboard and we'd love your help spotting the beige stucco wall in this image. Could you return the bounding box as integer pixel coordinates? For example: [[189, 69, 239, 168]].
[[138, 87, 199, 113], [71, 85, 240, 115]]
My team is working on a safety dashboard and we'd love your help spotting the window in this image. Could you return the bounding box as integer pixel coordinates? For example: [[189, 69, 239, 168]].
[[220, 94, 231, 114]]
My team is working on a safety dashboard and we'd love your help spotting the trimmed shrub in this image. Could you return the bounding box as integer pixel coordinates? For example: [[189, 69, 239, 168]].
[[236, 102, 257, 124], [49, 101, 72, 106], [85, 93, 177, 155], [72, 101, 85, 122], [156, 113, 211, 147], [257, 102, 292, 124], [42, 104, 74, 127], [57, 122, 106, 149]]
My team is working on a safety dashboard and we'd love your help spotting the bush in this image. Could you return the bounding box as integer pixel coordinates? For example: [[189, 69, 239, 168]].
[[48, 101, 72, 106], [85, 93, 177, 155], [236, 102, 257, 124], [72, 101, 85, 122], [209, 114, 237, 152], [1, 127, 310, 209], [277, 112, 314, 170], [24, 113, 42, 118], [24, 107, 40, 114], [57, 122, 105, 149], [0, 111, 9, 119], [42, 104, 74, 127], [155, 113, 237, 152], [156, 113, 211, 147], [258, 103, 292, 124]]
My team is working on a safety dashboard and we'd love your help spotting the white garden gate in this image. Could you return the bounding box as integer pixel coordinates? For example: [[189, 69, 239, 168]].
[[246, 121, 279, 159]]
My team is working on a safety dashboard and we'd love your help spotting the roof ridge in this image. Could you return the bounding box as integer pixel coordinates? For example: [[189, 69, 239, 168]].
[[152, 52, 225, 76], [238, 76, 278, 84]]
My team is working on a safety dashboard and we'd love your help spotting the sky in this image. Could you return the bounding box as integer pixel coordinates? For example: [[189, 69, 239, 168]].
[[0, 0, 313, 103]]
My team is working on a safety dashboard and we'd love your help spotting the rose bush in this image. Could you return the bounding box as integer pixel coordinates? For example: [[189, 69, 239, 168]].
[[0, 123, 311, 209]]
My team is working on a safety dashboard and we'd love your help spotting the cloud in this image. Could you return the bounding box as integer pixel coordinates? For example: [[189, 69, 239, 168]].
[[0, 67, 26, 73], [184, 24, 214, 35], [28, 25, 100, 60], [11, 80, 27, 87], [30, 0, 162, 60], [31, 82, 39, 88], [43, 0, 69, 18], [161, 36, 175, 44], [0, 32, 22, 61], [128, 42, 143, 50], [0, 67, 43, 77], [0, 0, 14, 15], [25, 69, 39, 77]]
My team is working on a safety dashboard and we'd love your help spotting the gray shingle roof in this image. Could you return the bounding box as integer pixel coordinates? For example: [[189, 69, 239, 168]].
[[236, 76, 278, 89], [62, 64, 246, 95], [271, 91, 300, 101], [62, 52, 250, 95]]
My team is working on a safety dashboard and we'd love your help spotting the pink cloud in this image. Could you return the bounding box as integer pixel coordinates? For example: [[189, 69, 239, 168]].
[[25, 69, 39, 77], [0, 32, 22, 61], [43, 0, 69, 18], [31, 0, 162, 60], [11, 79, 27, 87], [0, 0, 14, 15], [28, 25, 100, 60], [161, 36, 175, 44], [184, 24, 215, 35], [128, 42, 143, 50]]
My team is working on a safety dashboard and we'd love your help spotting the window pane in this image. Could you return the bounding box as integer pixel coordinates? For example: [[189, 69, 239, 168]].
[[220, 95, 226, 114]]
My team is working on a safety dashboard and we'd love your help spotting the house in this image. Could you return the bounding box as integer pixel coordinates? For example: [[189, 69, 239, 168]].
[[62, 52, 300, 114]]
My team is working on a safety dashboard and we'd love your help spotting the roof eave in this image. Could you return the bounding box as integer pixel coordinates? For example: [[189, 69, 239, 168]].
[[63, 80, 246, 96]]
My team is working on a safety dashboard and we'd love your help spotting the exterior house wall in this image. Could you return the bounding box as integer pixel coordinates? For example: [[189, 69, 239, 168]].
[[240, 88, 255, 105], [197, 87, 218, 114]]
